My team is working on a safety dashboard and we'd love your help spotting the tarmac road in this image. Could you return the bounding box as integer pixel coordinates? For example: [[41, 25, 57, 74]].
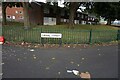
[[2, 44, 118, 78]]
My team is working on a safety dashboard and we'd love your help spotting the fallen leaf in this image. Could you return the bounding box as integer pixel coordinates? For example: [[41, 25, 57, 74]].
[[58, 72, 61, 75], [45, 67, 50, 70], [70, 61, 74, 64], [0, 73, 3, 76], [21, 42, 24, 45], [34, 46, 38, 48], [28, 45, 31, 47], [77, 64, 80, 66], [33, 56, 37, 59], [0, 63, 4, 65], [17, 58, 21, 61], [80, 72, 91, 79], [85, 72, 89, 74], [68, 46, 70, 48], [82, 58, 85, 60], [97, 49, 100, 50], [30, 49, 34, 52], [52, 57, 55, 60], [33, 55, 36, 57]]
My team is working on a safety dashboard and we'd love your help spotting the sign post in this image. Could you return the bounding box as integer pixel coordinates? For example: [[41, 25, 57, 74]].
[[41, 33, 62, 46]]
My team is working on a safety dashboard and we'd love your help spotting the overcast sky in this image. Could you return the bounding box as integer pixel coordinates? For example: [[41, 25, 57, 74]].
[[31, 0, 86, 12], [34, 0, 46, 3], [33, 0, 64, 7]]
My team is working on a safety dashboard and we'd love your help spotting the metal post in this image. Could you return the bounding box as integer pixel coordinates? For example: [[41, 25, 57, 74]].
[[117, 29, 120, 41], [40, 27, 44, 46], [89, 29, 92, 44], [59, 38, 62, 47]]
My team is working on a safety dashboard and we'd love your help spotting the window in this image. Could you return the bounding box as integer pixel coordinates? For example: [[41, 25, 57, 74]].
[[16, 11, 23, 14], [88, 17, 90, 20], [7, 16, 11, 19], [0, 16, 2, 19], [44, 8, 49, 14], [20, 16, 24, 19], [15, 11, 18, 14], [67, 13, 69, 16], [19, 11, 23, 14], [61, 12, 64, 16], [85, 16, 88, 19], [81, 15, 84, 19], [51, 18, 54, 21], [12, 16, 15, 19], [61, 18, 64, 22]]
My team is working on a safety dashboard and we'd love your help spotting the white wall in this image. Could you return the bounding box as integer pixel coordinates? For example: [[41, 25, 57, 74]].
[[44, 17, 56, 25], [81, 21, 86, 25], [74, 20, 79, 24]]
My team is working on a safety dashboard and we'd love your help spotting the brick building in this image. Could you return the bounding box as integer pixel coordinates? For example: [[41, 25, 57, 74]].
[[6, 2, 98, 25], [0, 6, 2, 21], [6, 6, 24, 22]]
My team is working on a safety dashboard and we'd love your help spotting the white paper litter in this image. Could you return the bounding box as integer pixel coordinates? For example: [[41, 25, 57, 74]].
[[67, 70, 73, 73], [67, 69, 79, 75], [30, 49, 35, 51], [72, 70, 79, 75], [0, 73, 3, 76]]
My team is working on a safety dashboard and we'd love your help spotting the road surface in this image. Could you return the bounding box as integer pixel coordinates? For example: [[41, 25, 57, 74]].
[[2, 44, 118, 78]]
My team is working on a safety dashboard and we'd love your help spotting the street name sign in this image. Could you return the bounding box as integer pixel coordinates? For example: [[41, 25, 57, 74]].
[[41, 33, 62, 38]]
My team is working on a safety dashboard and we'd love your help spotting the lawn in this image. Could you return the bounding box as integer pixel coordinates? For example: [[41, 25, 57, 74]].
[[2, 22, 120, 44]]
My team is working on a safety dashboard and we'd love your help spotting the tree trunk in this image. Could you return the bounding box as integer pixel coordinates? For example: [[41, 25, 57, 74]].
[[107, 18, 111, 25], [40, 6, 44, 25], [23, 2, 30, 29], [2, 2, 7, 25], [79, 17, 82, 24], [69, 2, 79, 29], [56, 8, 61, 25]]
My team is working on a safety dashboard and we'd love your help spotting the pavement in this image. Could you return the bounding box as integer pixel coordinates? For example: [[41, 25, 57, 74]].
[[2, 44, 118, 78]]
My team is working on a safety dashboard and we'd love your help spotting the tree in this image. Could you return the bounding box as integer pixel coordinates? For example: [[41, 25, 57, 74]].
[[45, 1, 61, 25], [22, 2, 30, 29], [63, 2, 80, 28], [45, 1, 81, 27], [53, 2, 61, 25], [64, 2, 93, 28], [2, 2, 31, 29], [36, 1, 87, 28], [2, 2, 23, 25], [2, 2, 8, 25], [68, 2, 79, 28], [92, 2, 120, 25], [45, 0, 62, 25]]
